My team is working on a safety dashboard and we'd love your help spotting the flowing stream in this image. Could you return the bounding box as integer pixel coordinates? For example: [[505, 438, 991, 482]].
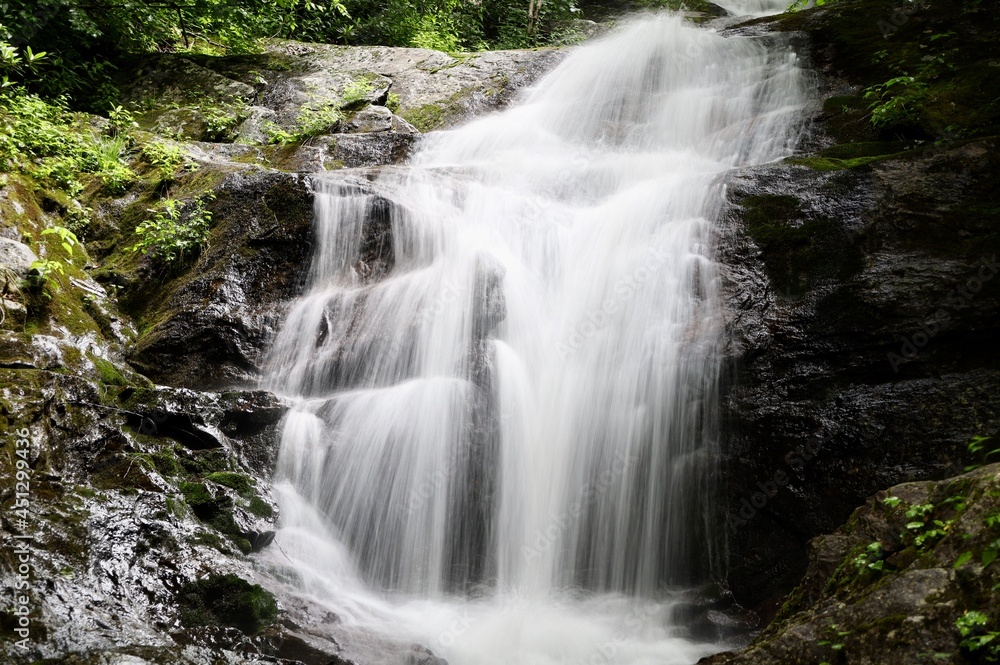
[[264, 3, 806, 663]]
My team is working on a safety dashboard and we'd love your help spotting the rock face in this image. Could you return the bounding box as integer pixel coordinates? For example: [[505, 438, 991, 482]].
[[123, 170, 315, 390], [702, 463, 1000, 665], [715, 0, 1000, 628]]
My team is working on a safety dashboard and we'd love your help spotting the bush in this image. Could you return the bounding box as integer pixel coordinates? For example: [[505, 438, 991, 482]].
[[131, 195, 214, 268]]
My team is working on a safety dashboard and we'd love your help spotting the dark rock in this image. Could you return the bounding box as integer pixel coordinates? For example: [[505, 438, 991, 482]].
[[701, 464, 1000, 665], [126, 170, 314, 390], [719, 140, 1000, 619], [716, 0, 1000, 624]]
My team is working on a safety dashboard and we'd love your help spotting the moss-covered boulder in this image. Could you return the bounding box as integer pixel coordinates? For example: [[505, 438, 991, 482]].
[[177, 573, 278, 635], [703, 462, 1000, 664]]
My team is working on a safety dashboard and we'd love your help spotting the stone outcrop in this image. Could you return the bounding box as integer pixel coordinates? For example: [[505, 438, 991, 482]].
[[702, 463, 1000, 665], [715, 0, 1000, 633]]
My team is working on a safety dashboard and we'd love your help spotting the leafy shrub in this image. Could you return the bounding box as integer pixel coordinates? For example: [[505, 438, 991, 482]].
[[131, 195, 214, 267], [864, 76, 928, 129], [140, 140, 185, 178], [956, 611, 1000, 661]]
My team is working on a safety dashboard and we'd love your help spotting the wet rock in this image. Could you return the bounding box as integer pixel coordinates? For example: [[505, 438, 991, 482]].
[[701, 464, 1000, 665], [122, 170, 314, 390], [716, 0, 1000, 624], [718, 139, 1000, 620], [320, 132, 419, 170]]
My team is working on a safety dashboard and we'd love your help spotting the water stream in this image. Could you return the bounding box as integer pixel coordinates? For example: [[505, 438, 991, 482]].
[[264, 4, 807, 663]]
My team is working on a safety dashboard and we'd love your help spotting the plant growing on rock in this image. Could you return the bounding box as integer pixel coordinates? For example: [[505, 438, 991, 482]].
[[131, 195, 214, 268], [265, 102, 343, 144], [956, 610, 1000, 661], [27, 226, 79, 296], [140, 139, 187, 179], [863, 75, 928, 129], [342, 76, 374, 106]]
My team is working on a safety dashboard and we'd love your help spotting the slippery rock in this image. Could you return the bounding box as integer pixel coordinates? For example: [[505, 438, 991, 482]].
[[701, 464, 1000, 665]]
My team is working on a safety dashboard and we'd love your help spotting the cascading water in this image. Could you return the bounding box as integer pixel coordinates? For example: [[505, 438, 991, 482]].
[[264, 5, 807, 664]]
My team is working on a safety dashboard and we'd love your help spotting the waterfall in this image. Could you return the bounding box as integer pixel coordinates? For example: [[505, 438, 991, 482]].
[[264, 7, 806, 665]]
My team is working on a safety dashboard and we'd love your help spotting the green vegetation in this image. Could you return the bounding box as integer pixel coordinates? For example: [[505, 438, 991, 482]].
[[27, 226, 79, 296], [176, 573, 278, 635], [956, 611, 1000, 661], [266, 103, 343, 144], [206, 471, 255, 498], [140, 140, 186, 179], [342, 77, 375, 106], [131, 195, 214, 268], [1, 0, 581, 114]]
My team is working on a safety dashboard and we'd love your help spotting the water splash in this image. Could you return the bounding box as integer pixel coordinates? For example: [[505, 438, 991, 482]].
[[264, 10, 806, 665]]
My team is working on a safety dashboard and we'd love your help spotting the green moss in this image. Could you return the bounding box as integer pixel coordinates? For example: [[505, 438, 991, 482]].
[[248, 496, 274, 519], [741, 194, 864, 296], [176, 573, 278, 635], [151, 450, 183, 476], [178, 481, 251, 554], [179, 449, 230, 475], [206, 471, 254, 498], [401, 102, 446, 132], [88, 354, 129, 386]]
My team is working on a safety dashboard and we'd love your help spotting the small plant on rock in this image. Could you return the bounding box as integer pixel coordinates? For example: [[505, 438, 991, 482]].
[[957, 610, 1000, 661], [863, 75, 928, 129], [131, 195, 214, 268]]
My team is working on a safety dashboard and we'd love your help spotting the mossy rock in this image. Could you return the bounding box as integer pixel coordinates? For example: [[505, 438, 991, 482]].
[[176, 573, 278, 635], [740, 194, 864, 296], [206, 471, 254, 498]]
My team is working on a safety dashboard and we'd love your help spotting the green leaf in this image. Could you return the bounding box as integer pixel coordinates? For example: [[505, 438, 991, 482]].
[[955, 551, 973, 568], [983, 548, 998, 568]]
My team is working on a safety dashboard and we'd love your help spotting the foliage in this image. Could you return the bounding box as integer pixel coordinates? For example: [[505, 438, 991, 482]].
[[203, 105, 244, 141], [956, 611, 1000, 661], [140, 140, 186, 179], [131, 195, 214, 268], [0, 87, 137, 196], [0, 35, 46, 89], [864, 76, 928, 129], [966, 436, 999, 471], [28, 226, 79, 295], [107, 105, 138, 141], [266, 103, 342, 144], [853, 540, 885, 572], [94, 135, 135, 193]]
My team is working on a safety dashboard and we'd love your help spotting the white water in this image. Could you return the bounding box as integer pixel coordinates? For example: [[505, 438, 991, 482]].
[[264, 7, 806, 665]]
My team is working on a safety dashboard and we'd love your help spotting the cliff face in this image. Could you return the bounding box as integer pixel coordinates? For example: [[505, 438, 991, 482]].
[[714, 0, 1000, 655]]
